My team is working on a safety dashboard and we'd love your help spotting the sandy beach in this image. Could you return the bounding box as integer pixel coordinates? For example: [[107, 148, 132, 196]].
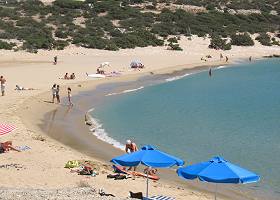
[[0, 36, 279, 199]]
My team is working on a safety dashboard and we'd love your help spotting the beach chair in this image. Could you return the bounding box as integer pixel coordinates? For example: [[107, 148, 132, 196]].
[[143, 195, 175, 200]]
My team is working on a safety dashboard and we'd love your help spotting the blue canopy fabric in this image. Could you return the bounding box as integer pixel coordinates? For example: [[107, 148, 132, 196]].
[[177, 156, 260, 184], [111, 145, 184, 168]]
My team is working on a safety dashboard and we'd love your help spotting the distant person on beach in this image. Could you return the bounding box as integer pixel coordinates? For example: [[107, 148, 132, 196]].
[[15, 85, 35, 91], [208, 68, 212, 77], [0, 76, 6, 96], [249, 56, 252, 62], [54, 56, 57, 65], [70, 73, 76, 80], [64, 73, 69, 80], [67, 87, 73, 106], [220, 53, 223, 60], [225, 56, 229, 62], [51, 84, 57, 103], [56, 85, 60, 103], [125, 140, 138, 171]]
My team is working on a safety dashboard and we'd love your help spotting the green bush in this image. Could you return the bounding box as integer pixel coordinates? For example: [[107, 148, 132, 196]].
[[0, 40, 16, 50], [231, 33, 254, 46], [168, 43, 183, 51], [167, 37, 178, 43], [209, 35, 231, 50], [255, 33, 271, 46]]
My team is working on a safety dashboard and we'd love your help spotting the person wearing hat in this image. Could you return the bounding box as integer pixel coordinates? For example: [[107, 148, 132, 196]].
[[125, 139, 138, 171]]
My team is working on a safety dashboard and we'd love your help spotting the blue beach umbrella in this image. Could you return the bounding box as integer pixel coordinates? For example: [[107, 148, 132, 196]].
[[111, 145, 184, 197], [177, 156, 260, 200]]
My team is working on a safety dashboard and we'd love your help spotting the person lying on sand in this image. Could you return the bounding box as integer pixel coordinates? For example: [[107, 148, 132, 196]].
[[0, 141, 21, 153], [15, 85, 35, 91]]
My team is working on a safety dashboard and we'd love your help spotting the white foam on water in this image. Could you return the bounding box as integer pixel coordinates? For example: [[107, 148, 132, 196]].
[[216, 65, 227, 69], [165, 73, 191, 82], [105, 86, 144, 96], [86, 111, 125, 150]]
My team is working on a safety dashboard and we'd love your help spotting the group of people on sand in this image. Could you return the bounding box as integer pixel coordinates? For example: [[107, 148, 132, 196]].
[[63, 73, 76, 80], [51, 84, 73, 106], [125, 139, 157, 176]]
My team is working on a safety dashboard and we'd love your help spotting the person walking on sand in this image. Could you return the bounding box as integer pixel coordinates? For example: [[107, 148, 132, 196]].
[[0, 76, 6, 96], [220, 53, 223, 60], [51, 84, 57, 103], [56, 85, 60, 103], [54, 56, 57, 65], [67, 87, 73, 106], [249, 56, 252, 62], [225, 56, 229, 62], [125, 140, 138, 171]]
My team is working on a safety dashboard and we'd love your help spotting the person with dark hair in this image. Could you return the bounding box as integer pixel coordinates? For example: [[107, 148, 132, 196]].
[[51, 84, 57, 103], [54, 56, 57, 65], [56, 85, 60, 103], [67, 87, 73, 106]]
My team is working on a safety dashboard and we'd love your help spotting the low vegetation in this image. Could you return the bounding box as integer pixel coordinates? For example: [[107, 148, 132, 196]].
[[0, 0, 278, 52]]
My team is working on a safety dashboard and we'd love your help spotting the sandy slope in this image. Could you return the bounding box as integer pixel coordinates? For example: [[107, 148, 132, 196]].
[[0, 36, 279, 199]]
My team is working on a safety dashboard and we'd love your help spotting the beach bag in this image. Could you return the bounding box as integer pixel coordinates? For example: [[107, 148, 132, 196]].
[[65, 160, 80, 168]]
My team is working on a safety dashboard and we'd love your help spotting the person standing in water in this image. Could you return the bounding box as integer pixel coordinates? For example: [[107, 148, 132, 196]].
[[208, 68, 212, 77], [125, 140, 138, 171], [67, 87, 73, 106]]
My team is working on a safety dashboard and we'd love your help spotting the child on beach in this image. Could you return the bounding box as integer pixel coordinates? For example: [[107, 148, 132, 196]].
[[67, 87, 73, 106], [51, 84, 57, 103]]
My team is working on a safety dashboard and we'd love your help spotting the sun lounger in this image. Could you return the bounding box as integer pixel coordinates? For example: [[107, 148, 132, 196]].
[[143, 195, 175, 200]]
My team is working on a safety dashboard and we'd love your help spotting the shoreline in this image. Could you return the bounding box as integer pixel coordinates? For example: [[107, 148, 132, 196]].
[[1, 40, 279, 199], [19, 60, 258, 200]]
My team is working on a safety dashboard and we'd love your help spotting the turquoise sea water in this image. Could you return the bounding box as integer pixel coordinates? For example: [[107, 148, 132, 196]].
[[92, 59, 280, 196]]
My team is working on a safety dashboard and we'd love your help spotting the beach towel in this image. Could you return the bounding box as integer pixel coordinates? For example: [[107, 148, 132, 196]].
[[15, 146, 31, 151], [65, 160, 80, 168]]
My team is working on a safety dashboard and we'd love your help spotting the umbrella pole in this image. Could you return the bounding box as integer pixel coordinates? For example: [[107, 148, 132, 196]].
[[146, 167, 150, 197], [215, 183, 217, 200]]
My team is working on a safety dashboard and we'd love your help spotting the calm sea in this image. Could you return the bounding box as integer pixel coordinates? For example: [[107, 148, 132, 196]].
[[92, 59, 280, 197]]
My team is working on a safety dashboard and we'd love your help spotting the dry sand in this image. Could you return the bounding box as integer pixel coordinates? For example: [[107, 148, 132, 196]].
[[0, 36, 279, 199]]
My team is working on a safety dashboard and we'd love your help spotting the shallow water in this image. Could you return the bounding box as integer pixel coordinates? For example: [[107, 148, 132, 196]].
[[92, 59, 280, 198]]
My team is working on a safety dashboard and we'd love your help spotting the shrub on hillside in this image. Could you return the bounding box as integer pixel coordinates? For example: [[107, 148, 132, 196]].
[[230, 33, 254, 46], [0, 40, 16, 50], [209, 35, 231, 50], [255, 33, 271, 46]]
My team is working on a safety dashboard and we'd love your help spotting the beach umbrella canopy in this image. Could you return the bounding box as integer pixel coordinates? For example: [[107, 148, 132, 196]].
[[111, 145, 184, 197], [177, 156, 260, 199], [111, 145, 184, 168], [0, 124, 16, 136]]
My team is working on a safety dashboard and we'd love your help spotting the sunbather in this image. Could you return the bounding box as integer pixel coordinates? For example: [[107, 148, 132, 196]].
[[0, 141, 21, 152], [15, 85, 35, 90]]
